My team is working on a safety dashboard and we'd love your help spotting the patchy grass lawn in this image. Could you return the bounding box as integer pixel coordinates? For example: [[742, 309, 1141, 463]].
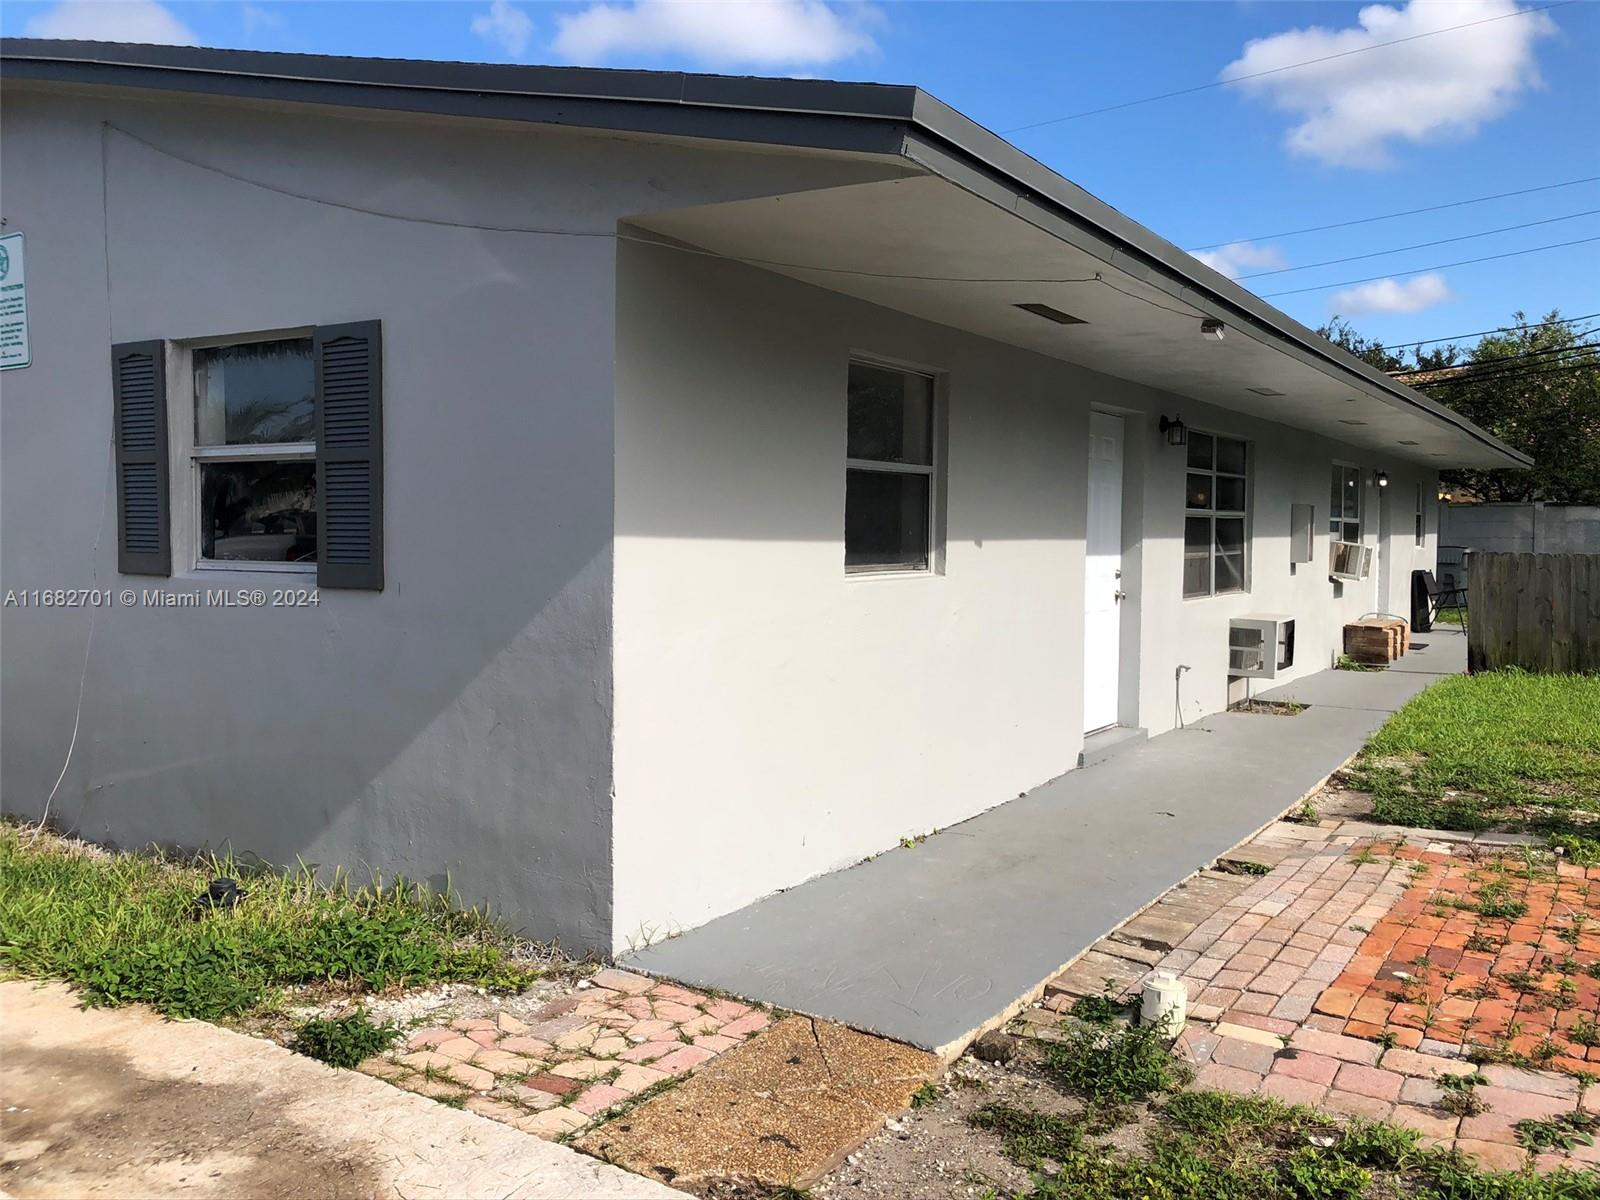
[[1343, 672, 1600, 835], [0, 822, 553, 1021], [971, 1087, 1597, 1200]]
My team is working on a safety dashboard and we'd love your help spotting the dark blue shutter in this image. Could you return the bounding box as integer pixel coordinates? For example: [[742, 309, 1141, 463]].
[[314, 321, 383, 590], [112, 341, 170, 576]]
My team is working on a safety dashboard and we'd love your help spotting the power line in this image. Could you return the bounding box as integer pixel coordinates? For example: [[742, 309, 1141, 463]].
[[1234, 209, 1600, 280], [1389, 338, 1600, 378], [1410, 347, 1600, 384], [1002, 2, 1570, 134], [1412, 351, 1600, 386], [1188, 177, 1600, 251], [1416, 360, 1599, 389], [1375, 313, 1600, 351], [1258, 236, 1600, 298]]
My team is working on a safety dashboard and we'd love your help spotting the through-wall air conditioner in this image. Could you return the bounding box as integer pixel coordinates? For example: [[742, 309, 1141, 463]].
[[1329, 541, 1373, 582], [1229, 614, 1296, 679]]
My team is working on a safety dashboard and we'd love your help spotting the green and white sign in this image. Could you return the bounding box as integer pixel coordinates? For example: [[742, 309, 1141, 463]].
[[0, 232, 30, 370]]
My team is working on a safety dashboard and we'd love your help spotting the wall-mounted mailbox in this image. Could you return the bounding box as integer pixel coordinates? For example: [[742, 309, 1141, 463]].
[[1290, 503, 1314, 564]]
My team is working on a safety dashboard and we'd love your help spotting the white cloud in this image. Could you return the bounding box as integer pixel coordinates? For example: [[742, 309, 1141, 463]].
[[1329, 273, 1454, 315], [23, 0, 197, 44], [240, 4, 283, 37], [471, 0, 535, 59], [1191, 241, 1287, 280], [551, 0, 879, 68], [1221, 0, 1556, 167]]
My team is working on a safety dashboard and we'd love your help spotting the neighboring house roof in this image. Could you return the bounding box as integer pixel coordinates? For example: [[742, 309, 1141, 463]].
[[0, 38, 1530, 470]]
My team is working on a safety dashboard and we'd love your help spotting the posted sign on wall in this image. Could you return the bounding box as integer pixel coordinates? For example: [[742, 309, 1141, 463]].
[[0, 233, 29, 371]]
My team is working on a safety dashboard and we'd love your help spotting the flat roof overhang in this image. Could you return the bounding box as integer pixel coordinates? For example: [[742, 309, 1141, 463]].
[[0, 38, 1530, 469]]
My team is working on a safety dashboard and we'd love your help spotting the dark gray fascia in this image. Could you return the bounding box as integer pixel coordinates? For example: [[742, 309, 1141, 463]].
[[0, 38, 1530, 467]]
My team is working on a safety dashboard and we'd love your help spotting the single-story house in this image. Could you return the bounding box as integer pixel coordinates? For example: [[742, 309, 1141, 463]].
[[0, 40, 1528, 955]]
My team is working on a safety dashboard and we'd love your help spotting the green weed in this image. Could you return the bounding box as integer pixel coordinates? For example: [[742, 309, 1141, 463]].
[[1042, 1019, 1190, 1105], [0, 824, 546, 1020], [291, 1009, 399, 1068]]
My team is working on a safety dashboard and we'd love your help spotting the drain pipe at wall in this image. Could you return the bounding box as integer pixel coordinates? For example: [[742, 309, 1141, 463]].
[[1174, 664, 1192, 729]]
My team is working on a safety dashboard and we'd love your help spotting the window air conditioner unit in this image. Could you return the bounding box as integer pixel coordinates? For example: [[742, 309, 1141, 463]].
[[1229, 614, 1296, 679], [1329, 541, 1372, 582]]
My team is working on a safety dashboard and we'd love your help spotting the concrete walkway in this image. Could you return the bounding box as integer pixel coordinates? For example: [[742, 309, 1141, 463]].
[[626, 633, 1465, 1055], [0, 980, 686, 1200]]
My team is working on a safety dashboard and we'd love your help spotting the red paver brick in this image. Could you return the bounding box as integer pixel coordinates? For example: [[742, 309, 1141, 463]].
[[720, 1011, 771, 1038], [405, 1027, 456, 1051], [572, 1083, 631, 1116], [520, 1072, 581, 1097], [1322, 1090, 1394, 1122], [498, 1036, 554, 1058], [1289, 1029, 1383, 1065], [704, 998, 751, 1023], [1259, 1074, 1328, 1106], [1390, 1104, 1458, 1141], [589, 968, 654, 994], [1334, 1062, 1404, 1101], [618, 1040, 681, 1064], [1194, 1062, 1263, 1095], [654, 1044, 716, 1074], [1272, 1051, 1340, 1085], [1213, 1037, 1278, 1074], [1455, 1139, 1532, 1170]]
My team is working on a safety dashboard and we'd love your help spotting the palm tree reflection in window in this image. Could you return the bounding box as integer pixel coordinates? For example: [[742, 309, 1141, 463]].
[[201, 460, 317, 562]]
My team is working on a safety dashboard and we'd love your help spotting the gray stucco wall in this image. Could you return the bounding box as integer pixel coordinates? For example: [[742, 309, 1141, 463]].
[[0, 85, 907, 952]]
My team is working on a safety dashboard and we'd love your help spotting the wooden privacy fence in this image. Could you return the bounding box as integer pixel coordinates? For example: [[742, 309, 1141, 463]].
[[1467, 552, 1600, 673]]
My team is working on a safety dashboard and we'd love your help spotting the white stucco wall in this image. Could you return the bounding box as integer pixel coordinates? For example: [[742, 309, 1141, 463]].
[[0, 85, 907, 952], [611, 241, 1439, 948]]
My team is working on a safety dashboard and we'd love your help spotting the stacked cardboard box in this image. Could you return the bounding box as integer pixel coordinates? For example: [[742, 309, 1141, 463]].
[[1344, 618, 1409, 665]]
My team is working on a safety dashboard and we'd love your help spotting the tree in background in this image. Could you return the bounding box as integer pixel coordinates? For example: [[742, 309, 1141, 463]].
[[1319, 311, 1600, 504]]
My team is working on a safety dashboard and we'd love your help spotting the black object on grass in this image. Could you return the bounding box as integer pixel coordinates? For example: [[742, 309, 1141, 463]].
[[191, 876, 245, 915]]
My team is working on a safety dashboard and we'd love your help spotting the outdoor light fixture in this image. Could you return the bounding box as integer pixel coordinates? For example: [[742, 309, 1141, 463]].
[[1374, 470, 1389, 488], [1200, 319, 1226, 342], [1159, 415, 1188, 446]]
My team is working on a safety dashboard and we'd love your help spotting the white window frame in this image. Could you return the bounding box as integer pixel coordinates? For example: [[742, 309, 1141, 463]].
[[844, 355, 942, 578], [1329, 460, 1363, 546], [1183, 430, 1251, 600], [181, 329, 317, 576], [1415, 482, 1426, 547]]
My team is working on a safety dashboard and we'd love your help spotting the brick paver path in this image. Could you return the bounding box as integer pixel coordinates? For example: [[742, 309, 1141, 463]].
[[1039, 819, 1600, 1172], [1316, 847, 1600, 1074], [358, 969, 768, 1140]]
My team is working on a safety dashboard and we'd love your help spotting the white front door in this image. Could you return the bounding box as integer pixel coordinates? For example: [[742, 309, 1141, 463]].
[[1083, 411, 1124, 733]]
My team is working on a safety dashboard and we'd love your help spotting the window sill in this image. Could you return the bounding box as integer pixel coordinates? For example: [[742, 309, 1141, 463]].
[[845, 567, 937, 582], [181, 562, 317, 582]]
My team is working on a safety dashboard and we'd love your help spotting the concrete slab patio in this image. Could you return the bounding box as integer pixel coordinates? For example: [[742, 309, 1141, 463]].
[[0, 980, 687, 1200], [626, 633, 1466, 1055]]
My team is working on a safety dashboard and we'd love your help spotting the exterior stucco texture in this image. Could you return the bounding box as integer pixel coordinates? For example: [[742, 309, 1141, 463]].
[[0, 89, 905, 951], [611, 238, 1441, 951]]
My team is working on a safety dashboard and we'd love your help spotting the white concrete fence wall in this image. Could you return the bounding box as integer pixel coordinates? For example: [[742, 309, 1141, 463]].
[[1440, 503, 1600, 556]]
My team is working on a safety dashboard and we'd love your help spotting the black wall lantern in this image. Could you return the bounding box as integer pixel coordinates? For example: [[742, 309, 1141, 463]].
[[1159, 415, 1188, 447]]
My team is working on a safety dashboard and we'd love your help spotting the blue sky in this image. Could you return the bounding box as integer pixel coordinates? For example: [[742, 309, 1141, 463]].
[[7, 0, 1597, 355]]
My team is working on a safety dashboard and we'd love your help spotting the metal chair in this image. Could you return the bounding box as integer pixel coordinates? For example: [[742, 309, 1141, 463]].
[[1419, 569, 1469, 632]]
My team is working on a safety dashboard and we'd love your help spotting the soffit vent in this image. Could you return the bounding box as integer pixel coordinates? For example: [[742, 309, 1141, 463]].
[[1015, 303, 1087, 325], [1247, 387, 1286, 397]]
